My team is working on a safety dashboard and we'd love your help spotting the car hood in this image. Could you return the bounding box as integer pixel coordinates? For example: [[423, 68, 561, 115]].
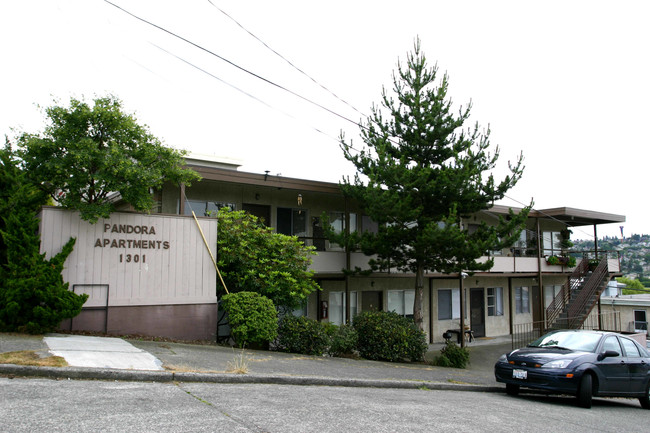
[[505, 347, 589, 364]]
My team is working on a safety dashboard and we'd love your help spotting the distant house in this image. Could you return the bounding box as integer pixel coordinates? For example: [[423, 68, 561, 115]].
[[143, 154, 626, 343]]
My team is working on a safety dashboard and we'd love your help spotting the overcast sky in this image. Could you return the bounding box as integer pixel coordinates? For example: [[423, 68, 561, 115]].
[[2, 1, 648, 240]]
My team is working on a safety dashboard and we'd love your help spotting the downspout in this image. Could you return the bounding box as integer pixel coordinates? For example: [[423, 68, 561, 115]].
[[536, 218, 544, 326], [345, 197, 351, 324], [429, 279, 434, 343]]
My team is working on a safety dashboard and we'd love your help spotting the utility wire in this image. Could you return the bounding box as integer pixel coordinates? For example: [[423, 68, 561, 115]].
[[151, 43, 340, 143], [105, 0, 362, 136], [206, 0, 366, 119]]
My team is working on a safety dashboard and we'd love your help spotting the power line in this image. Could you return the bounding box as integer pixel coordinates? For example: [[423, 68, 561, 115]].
[[151, 43, 340, 144], [104, 1, 362, 134], [205, 0, 366, 119]]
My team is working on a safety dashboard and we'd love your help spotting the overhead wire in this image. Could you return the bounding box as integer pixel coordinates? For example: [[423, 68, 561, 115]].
[[205, 0, 366, 119]]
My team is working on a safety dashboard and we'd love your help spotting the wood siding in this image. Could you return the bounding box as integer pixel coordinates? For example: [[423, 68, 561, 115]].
[[38, 207, 217, 307]]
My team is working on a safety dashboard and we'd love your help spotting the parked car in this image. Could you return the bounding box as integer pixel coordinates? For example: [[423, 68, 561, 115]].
[[494, 329, 650, 409]]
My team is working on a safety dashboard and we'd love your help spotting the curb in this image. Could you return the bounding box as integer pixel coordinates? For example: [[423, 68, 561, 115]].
[[0, 364, 503, 392]]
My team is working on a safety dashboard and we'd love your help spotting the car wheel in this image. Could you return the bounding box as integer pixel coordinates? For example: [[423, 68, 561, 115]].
[[506, 383, 519, 396], [576, 373, 593, 409], [639, 381, 650, 409]]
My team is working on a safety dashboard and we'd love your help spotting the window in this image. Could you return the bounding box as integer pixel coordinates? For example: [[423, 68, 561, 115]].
[[621, 338, 641, 358], [328, 291, 358, 325], [438, 289, 460, 320], [515, 287, 530, 314], [328, 211, 357, 250], [602, 336, 622, 357], [542, 231, 563, 256], [184, 200, 235, 216], [487, 287, 503, 316], [544, 285, 563, 308], [277, 208, 307, 237], [388, 290, 414, 320], [634, 310, 648, 333]]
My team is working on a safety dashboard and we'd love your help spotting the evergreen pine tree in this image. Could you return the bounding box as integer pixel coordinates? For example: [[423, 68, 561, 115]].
[[0, 145, 87, 333], [337, 41, 532, 331]]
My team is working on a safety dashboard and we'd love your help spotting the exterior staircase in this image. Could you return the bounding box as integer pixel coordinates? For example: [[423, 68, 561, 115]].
[[546, 255, 611, 330]]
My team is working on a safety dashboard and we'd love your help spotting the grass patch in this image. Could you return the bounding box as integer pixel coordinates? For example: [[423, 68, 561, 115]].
[[226, 349, 250, 374], [0, 350, 67, 367]]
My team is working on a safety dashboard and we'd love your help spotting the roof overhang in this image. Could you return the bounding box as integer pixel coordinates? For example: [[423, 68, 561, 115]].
[[488, 204, 625, 227]]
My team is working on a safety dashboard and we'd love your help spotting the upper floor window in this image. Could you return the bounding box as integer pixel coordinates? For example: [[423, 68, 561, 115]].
[[184, 200, 235, 217], [277, 208, 307, 237], [542, 231, 563, 256]]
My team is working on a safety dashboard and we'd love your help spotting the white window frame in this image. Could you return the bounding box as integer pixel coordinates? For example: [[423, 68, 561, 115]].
[[515, 286, 530, 314], [438, 288, 460, 320], [487, 287, 503, 316]]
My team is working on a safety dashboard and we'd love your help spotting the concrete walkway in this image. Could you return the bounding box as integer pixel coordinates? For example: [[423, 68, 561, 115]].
[[43, 334, 163, 371]]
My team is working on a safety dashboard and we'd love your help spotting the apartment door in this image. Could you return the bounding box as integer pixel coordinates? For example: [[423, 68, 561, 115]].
[[242, 203, 271, 226], [470, 288, 485, 338], [362, 291, 383, 312]]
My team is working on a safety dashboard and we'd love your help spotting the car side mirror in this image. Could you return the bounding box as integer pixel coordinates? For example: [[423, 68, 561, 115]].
[[597, 350, 620, 361]]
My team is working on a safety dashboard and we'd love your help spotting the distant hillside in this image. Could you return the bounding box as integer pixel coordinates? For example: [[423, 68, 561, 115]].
[[573, 234, 650, 279]]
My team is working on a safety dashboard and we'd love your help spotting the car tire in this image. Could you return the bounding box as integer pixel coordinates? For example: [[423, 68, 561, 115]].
[[506, 383, 520, 396], [639, 381, 650, 409], [576, 373, 593, 409]]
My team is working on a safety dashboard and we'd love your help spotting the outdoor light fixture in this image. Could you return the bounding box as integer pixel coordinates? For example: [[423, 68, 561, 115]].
[[297, 194, 303, 206]]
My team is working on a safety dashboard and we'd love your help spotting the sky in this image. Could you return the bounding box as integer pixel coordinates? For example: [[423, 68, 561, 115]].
[[1, 0, 648, 240]]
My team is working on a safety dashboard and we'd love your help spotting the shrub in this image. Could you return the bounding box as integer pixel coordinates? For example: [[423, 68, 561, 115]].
[[327, 323, 358, 358], [352, 311, 427, 362], [431, 340, 470, 368], [220, 292, 278, 348], [275, 315, 330, 356]]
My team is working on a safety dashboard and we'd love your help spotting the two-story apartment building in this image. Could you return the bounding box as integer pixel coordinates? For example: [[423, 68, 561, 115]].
[[154, 154, 626, 343]]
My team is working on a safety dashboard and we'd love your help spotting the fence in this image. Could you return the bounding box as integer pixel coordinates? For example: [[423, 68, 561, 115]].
[[511, 311, 621, 349]]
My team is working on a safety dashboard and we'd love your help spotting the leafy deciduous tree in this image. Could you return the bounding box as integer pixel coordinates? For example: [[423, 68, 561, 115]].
[[336, 41, 531, 331], [217, 209, 320, 310], [17, 96, 200, 223]]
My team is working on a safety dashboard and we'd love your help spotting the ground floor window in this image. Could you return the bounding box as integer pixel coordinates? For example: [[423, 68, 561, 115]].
[[438, 288, 460, 320], [328, 291, 358, 325], [544, 285, 563, 308], [487, 287, 503, 316], [183, 200, 235, 216], [387, 290, 414, 320], [634, 310, 648, 333], [515, 287, 530, 314]]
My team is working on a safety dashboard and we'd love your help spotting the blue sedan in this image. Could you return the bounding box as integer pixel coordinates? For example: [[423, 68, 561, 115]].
[[494, 330, 650, 409]]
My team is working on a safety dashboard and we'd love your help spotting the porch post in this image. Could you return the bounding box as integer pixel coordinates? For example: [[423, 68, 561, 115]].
[[459, 272, 466, 348], [179, 183, 186, 215]]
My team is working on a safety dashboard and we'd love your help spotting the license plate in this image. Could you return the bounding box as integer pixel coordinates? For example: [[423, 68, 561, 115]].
[[513, 369, 527, 380]]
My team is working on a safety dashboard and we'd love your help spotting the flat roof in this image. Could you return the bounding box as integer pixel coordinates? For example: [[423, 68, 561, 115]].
[[187, 165, 626, 226]]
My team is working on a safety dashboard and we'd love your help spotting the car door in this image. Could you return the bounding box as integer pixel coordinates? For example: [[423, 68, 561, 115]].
[[596, 336, 629, 394], [619, 337, 649, 394]]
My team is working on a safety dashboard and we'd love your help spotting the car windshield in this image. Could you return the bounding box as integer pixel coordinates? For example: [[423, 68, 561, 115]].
[[528, 331, 601, 352]]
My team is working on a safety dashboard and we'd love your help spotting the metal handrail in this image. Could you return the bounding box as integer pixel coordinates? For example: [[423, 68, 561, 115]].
[[546, 258, 588, 327], [567, 256, 609, 328]]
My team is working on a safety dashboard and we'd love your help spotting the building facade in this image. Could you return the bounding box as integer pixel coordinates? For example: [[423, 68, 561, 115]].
[[155, 155, 626, 343]]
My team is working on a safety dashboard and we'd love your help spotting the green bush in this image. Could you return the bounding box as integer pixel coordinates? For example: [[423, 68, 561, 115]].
[[432, 340, 470, 368], [327, 323, 358, 358], [275, 315, 331, 356], [220, 292, 278, 348], [352, 311, 427, 362]]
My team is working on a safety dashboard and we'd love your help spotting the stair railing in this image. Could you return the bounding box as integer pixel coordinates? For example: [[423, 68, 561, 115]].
[[546, 257, 588, 328], [566, 256, 609, 328]]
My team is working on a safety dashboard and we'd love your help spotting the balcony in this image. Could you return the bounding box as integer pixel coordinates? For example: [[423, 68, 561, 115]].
[[308, 248, 621, 275]]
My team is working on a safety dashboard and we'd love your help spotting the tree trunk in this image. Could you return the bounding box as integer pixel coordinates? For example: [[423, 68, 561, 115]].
[[413, 264, 425, 331]]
